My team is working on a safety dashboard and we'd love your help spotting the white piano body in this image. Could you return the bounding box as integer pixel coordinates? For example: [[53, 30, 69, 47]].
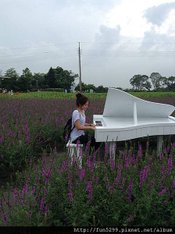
[[93, 88, 175, 156]]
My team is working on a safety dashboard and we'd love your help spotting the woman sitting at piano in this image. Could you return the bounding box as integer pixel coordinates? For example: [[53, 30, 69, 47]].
[[70, 92, 101, 152]]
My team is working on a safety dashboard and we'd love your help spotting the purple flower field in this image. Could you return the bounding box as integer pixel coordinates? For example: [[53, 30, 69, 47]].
[[0, 97, 104, 176], [1, 94, 175, 227]]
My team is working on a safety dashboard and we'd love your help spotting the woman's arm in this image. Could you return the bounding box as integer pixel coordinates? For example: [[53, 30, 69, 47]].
[[84, 123, 96, 127], [75, 120, 96, 130]]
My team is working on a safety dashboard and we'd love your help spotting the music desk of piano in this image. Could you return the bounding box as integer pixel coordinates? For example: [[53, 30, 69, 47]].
[[93, 88, 175, 159]]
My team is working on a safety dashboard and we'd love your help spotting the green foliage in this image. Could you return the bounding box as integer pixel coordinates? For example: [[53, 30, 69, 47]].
[[130, 91, 175, 98], [75, 83, 108, 93], [1, 141, 175, 226], [1, 66, 77, 92], [130, 72, 175, 91], [8, 203, 42, 226], [0, 123, 62, 180], [2, 144, 175, 226], [130, 74, 151, 91], [1, 68, 19, 91], [150, 72, 162, 90]]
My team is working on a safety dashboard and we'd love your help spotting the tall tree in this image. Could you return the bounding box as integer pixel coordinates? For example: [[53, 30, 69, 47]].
[[150, 72, 162, 90], [33, 73, 46, 89], [45, 67, 56, 88], [45, 66, 77, 91], [18, 67, 33, 91], [55, 66, 77, 91], [166, 76, 175, 90], [141, 75, 151, 91], [3, 68, 19, 90], [130, 74, 151, 90], [75, 82, 87, 92]]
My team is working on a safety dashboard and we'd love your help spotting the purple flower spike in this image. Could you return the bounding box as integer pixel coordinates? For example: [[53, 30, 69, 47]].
[[128, 180, 133, 202], [79, 168, 86, 181], [110, 159, 115, 171], [86, 181, 93, 200], [167, 157, 173, 174], [139, 165, 149, 189]]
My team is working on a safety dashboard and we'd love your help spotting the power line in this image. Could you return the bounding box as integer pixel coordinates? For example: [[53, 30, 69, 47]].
[[0, 40, 175, 50], [0, 48, 175, 59]]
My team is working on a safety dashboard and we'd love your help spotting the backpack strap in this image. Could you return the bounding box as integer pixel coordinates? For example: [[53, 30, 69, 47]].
[[67, 121, 75, 142]]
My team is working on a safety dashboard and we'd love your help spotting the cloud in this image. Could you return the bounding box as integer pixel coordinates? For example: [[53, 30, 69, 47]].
[[57, 0, 119, 10], [88, 25, 121, 57], [95, 25, 121, 45], [140, 30, 175, 52], [144, 2, 175, 26], [0, 0, 174, 89]]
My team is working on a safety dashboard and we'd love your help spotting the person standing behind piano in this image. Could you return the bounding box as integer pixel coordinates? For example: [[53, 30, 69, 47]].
[[70, 92, 101, 152]]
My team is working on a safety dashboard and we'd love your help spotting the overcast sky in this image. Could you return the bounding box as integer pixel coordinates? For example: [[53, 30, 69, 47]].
[[0, 0, 175, 88]]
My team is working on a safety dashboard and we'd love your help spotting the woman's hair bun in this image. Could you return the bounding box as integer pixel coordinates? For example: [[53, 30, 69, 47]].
[[75, 92, 89, 106]]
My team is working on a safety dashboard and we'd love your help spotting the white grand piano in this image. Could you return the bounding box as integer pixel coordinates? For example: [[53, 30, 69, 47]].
[[93, 88, 175, 158]]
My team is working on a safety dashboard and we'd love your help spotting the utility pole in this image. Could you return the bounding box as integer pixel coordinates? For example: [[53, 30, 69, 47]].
[[78, 42, 82, 92]]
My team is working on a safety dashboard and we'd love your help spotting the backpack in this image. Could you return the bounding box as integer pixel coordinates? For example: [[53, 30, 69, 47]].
[[63, 117, 75, 143]]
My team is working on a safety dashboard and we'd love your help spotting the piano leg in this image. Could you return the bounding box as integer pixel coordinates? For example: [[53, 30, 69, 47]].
[[109, 142, 116, 160], [157, 135, 163, 156]]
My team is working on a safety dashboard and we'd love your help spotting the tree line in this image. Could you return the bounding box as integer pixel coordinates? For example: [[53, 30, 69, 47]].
[[1, 66, 174, 93], [0, 67, 77, 92], [129, 72, 175, 91], [0, 66, 108, 93]]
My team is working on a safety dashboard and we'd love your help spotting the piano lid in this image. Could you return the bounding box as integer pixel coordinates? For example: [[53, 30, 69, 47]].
[[103, 88, 175, 118]]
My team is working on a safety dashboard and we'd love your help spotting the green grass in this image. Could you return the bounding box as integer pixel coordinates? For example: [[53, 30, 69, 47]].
[[1, 90, 175, 100], [130, 91, 175, 98], [0, 91, 106, 100]]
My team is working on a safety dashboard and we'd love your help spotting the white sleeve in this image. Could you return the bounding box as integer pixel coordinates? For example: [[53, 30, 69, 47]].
[[72, 110, 80, 124]]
